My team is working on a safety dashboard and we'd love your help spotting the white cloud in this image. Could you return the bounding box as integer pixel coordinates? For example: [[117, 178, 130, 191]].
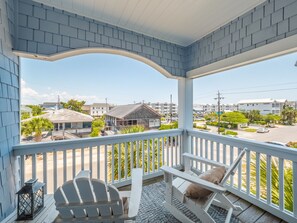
[[21, 79, 104, 105]]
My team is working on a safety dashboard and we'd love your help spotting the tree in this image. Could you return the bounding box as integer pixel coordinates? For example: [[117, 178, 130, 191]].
[[90, 116, 105, 137], [21, 112, 30, 120], [61, 99, 85, 112], [221, 111, 248, 125], [21, 117, 53, 142], [27, 105, 44, 116], [263, 113, 280, 124], [243, 110, 262, 123], [281, 106, 297, 125], [204, 112, 218, 121]]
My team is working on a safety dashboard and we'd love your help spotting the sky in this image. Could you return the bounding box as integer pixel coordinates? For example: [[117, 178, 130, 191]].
[[21, 51, 297, 106]]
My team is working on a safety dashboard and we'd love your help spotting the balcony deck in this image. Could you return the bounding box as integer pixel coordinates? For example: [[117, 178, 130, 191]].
[[3, 176, 284, 223]]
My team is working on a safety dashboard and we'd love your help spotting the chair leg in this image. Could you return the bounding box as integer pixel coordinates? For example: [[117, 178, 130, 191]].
[[164, 201, 195, 223], [216, 194, 242, 211]]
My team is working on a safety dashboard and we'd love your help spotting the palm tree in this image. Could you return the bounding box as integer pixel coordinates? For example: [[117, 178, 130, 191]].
[[246, 154, 293, 211], [21, 117, 54, 142], [281, 106, 297, 125]]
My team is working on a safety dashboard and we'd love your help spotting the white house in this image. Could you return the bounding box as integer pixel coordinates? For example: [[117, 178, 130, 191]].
[[194, 104, 238, 113], [147, 102, 177, 116], [238, 98, 287, 115], [89, 103, 113, 116]]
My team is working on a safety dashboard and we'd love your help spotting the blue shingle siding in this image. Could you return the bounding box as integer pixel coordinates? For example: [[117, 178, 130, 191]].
[[16, 0, 186, 77], [186, 0, 297, 71], [14, 0, 297, 76], [0, 0, 19, 221]]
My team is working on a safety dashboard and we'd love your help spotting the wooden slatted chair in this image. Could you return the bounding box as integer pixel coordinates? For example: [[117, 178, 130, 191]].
[[54, 168, 143, 222], [161, 148, 247, 223]]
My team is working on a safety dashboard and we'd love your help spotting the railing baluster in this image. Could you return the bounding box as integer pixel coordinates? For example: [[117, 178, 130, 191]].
[[131, 141, 134, 171], [190, 136, 193, 154], [195, 136, 198, 168], [72, 149, 76, 178], [118, 143, 121, 182], [142, 140, 145, 175], [81, 148, 84, 170], [63, 150, 67, 182], [266, 154, 271, 205], [111, 144, 115, 184], [20, 155, 25, 186], [136, 141, 139, 168], [42, 153, 47, 194], [246, 149, 250, 195], [210, 141, 214, 161], [166, 137, 169, 166], [200, 138, 203, 170], [279, 158, 284, 211], [97, 145, 101, 179], [175, 136, 178, 167], [157, 138, 160, 170], [53, 151, 57, 191], [293, 161, 297, 217], [223, 144, 226, 165], [256, 152, 260, 199], [104, 145, 107, 183], [237, 147, 242, 190], [125, 142, 128, 179], [230, 146, 234, 186], [162, 137, 165, 167], [170, 136, 173, 167], [148, 139, 150, 173], [152, 139, 155, 172], [205, 139, 208, 170], [89, 147, 93, 178], [216, 142, 220, 162], [32, 154, 36, 180]]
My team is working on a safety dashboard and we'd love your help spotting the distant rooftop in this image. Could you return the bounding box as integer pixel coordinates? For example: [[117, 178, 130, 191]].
[[22, 109, 93, 123], [106, 104, 161, 119], [238, 98, 287, 104]]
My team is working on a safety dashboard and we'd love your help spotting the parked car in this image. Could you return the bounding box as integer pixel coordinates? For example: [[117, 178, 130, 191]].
[[265, 141, 287, 147], [257, 127, 269, 133]]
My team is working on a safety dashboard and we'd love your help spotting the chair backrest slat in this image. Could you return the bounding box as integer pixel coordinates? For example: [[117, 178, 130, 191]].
[[76, 178, 98, 217], [108, 185, 124, 216], [62, 181, 86, 218], [91, 179, 111, 217], [54, 187, 73, 219], [221, 148, 247, 184]]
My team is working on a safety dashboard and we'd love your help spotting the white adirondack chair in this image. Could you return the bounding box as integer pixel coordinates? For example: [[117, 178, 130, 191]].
[[161, 148, 247, 223], [54, 168, 143, 222]]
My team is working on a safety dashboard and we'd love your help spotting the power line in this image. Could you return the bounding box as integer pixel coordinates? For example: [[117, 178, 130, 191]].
[[223, 87, 297, 95], [214, 91, 224, 134]]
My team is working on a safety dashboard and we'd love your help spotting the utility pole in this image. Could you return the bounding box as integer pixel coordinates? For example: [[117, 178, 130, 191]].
[[105, 98, 108, 113], [57, 95, 60, 110], [214, 91, 224, 134], [170, 94, 173, 122]]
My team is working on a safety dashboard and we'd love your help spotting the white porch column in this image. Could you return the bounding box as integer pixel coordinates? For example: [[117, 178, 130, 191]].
[[178, 78, 193, 158]]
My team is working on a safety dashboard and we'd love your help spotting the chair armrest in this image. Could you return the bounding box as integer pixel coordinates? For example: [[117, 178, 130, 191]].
[[128, 168, 143, 218], [161, 166, 226, 193], [183, 153, 229, 168]]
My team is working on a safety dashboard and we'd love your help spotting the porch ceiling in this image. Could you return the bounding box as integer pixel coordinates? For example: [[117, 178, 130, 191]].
[[32, 0, 265, 46]]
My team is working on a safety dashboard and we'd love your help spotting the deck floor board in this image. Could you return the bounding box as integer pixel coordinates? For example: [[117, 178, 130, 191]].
[[2, 179, 286, 223]]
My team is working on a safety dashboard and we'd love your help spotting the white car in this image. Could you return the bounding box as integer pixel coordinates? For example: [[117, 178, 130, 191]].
[[257, 127, 269, 133]]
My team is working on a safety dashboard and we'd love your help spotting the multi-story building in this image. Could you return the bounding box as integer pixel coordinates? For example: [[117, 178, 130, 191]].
[[85, 103, 113, 116], [238, 98, 287, 115], [194, 104, 238, 113], [147, 102, 177, 116]]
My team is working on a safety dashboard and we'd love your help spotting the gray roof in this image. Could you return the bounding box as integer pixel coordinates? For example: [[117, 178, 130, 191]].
[[106, 104, 161, 119], [22, 109, 93, 123]]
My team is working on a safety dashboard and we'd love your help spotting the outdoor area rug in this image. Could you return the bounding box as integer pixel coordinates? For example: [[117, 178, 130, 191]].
[[136, 181, 240, 223]]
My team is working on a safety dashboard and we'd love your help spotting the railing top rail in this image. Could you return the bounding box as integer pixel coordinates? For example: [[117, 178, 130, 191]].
[[13, 129, 183, 156], [188, 129, 297, 162]]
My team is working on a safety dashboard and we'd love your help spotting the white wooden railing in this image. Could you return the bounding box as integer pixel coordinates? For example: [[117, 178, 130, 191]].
[[13, 129, 183, 194], [188, 130, 297, 223]]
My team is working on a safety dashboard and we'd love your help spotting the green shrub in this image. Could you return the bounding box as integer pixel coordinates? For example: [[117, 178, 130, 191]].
[[254, 121, 266, 125], [195, 125, 209, 130], [225, 130, 238, 136], [287, 141, 297, 148], [159, 121, 178, 130], [244, 128, 257, 132], [218, 127, 225, 133]]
